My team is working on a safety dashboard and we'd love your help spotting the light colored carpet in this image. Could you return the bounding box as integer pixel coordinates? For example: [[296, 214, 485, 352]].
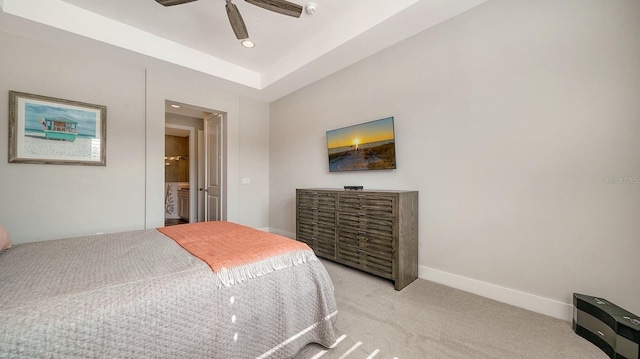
[[294, 259, 607, 359]]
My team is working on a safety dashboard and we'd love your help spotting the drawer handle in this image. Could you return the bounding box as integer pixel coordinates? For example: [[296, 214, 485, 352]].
[[597, 331, 604, 337], [358, 213, 367, 216], [311, 207, 318, 210]]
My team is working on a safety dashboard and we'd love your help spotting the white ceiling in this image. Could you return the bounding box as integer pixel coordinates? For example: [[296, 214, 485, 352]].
[[0, 0, 488, 102]]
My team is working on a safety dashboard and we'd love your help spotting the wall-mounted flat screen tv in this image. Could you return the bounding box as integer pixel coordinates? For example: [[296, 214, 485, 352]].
[[326, 116, 396, 172]]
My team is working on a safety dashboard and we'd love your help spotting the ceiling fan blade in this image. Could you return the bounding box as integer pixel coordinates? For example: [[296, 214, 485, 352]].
[[226, 2, 249, 40], [155, 0, 198, 6], [245, 0, 302, 18]]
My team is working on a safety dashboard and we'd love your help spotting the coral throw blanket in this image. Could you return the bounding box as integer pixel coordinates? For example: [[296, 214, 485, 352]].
[[157, 221, 311, 273]]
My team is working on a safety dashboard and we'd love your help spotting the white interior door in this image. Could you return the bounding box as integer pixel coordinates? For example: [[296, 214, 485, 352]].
[[197, 129, 205, 222], [203, 113, 223, 221]]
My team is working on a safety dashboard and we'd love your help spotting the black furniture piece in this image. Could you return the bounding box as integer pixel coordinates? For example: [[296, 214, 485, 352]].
[[573, 293, 639, 359]]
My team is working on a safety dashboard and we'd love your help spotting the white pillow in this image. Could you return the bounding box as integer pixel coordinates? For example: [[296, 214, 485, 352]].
[[0, 224, 12, 252]]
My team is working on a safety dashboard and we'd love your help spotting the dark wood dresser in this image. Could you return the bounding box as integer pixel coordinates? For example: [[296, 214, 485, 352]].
[[296, 188, 418, 290]]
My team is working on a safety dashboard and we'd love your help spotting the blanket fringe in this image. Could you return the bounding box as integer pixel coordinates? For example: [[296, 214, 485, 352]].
[[212, 249, 318, 288]]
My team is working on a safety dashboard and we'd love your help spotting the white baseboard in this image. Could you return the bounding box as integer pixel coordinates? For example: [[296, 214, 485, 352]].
[[261, 230, 571, 321], [419, 265, 573, 321]]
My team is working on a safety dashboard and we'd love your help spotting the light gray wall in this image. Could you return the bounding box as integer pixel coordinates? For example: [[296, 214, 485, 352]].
[[238, 97, 270, 229], [0, 30, 271, 243], [269, 0, 640, 316], [0, 30, 146, 241]]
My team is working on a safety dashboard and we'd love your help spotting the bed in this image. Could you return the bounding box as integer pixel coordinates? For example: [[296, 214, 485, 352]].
[[0, 221, 337, 358]]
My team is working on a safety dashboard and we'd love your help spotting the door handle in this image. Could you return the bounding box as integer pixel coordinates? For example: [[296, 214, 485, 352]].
[[199, 188, 209, 192]]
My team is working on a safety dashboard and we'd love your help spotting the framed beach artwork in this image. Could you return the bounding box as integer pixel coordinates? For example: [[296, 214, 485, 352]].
[[8, 91, 106, 166]]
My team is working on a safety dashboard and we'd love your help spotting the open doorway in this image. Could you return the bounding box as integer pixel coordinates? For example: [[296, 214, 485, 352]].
[[164, 125, 194, 226], [164, 101, 226, 226]]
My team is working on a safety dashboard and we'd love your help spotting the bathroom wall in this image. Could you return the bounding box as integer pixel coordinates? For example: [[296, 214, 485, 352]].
[[164, 134, 189, 219], [165, 135, 189, 182]]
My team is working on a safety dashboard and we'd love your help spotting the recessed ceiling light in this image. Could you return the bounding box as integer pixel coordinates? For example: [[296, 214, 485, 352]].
[[241, 40, 255, 48], [170, 104, 180, 108]]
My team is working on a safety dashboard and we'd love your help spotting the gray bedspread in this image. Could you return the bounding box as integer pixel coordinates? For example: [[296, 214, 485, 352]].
[[0, 228, 337, 358]]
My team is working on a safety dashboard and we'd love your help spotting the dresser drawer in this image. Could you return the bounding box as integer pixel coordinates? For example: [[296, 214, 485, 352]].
[[298, 220, 334, 238], [337, 212, 394, 235], [298, 192, 336, 224], [337, 227, 394, 255], [338, 193, 395, 218], [297, 220, 336, 259], [298, 191, 336, 208], [308, 238, 336, 259], [337, 242, 393, 279], [298, 208, 336, 226]]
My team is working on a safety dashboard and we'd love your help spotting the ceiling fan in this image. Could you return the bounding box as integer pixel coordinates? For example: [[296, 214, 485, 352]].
[[155, 0, 303, 40]]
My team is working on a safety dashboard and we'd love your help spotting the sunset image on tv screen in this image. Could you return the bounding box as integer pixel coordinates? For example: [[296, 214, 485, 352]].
[[326, 117, 396, 172]]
